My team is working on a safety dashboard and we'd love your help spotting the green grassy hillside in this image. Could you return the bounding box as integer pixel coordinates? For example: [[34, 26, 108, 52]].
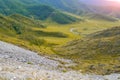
[[0, 0, 80, 24], [88, 26, 120, 38], [0, 0, 120, 76], [0, 0, 90, 15], [28, 5, 79, 24], [0, 13, 83, 54], [31, 0, 91, 15], [0, 12, 119, 55], [0, 14, 73, 54], [0, 0, 27, 15], [0, 14, 44, 35], [54, 26, 120, 74], [87, 14, 118, 21]]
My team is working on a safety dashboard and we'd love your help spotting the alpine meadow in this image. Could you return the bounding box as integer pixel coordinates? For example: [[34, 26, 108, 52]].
[[0, 0, 120, 80]]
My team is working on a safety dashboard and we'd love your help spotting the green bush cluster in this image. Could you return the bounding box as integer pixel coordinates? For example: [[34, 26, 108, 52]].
[[34, 30, 68, 38], [12, 24, 22, 34], [28, 5, 55, 20], [19, 35, 46, 46], [51, 12, 78, 24]]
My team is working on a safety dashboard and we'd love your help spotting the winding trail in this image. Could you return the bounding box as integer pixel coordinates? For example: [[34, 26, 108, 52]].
[[0, 41, 120, 80], [70, 28, 80, 35]]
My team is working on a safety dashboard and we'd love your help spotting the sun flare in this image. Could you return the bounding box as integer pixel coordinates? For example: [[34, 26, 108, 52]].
[[107, 0, 120, 2]]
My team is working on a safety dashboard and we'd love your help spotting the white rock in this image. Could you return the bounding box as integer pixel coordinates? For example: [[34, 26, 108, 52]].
[[0, 67, 2, 71], [18, 66, 22, 69], [13, 76, 16, 79]]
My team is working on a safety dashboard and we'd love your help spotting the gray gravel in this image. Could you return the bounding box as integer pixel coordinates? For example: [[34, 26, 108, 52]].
[[0, 41, 120, 80]]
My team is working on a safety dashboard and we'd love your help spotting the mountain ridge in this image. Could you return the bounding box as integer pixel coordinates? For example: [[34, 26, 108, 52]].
[[0, 0, 80, 24]]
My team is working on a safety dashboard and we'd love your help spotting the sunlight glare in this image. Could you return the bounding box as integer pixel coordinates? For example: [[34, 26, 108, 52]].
[[107, 0, 120, 2]]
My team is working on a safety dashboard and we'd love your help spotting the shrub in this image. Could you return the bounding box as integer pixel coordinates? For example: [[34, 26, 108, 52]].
[[12, 24, 22, 34], [51, 12, 78, 24], [34, 30, 68, 38], [19, 35, 46, 46]]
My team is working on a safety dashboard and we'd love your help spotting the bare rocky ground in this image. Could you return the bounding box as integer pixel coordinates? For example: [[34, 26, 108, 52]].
[[0, 41, 120, 80]]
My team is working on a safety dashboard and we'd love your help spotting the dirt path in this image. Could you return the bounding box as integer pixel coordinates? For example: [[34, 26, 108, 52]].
[[70, 28, 81, 35]]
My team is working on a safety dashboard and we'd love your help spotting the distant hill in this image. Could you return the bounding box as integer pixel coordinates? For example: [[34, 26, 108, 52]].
[[87, 14, 118, 21], [27, 5, 79, 24], [54, 26, 120, 74], [36, 0, 120, 18], [0, 0, 119, 22], [80, 0, 120, 18], [90, 6, 120, 19], [34, 0, 91, 15], [88, 26, 120, 38], [43, 0, 120, 18], [0, 0, 88, 14], [0, 0, 79, 24]]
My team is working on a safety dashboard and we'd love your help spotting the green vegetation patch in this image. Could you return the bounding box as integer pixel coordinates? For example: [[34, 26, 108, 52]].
[[54, 26, 120, 75], [34, 30, 68, 38], [51, 11, 79, 24]]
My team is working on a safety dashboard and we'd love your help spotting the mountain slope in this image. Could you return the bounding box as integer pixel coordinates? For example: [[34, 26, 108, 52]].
[[0, 0, 119, 21], [54, 26, 120, 74], [27, 5, 79, 24], [80, 0, 120, 18], [87, 14, 118, 21], [35, 0, 91, 15], [40, 0, 120, 18], [1, 41, 120, 80], [0, 14, 68, 49], [0, 14, 43, 35], [88, 26, 120, 38], [0, 0, 79, 24]]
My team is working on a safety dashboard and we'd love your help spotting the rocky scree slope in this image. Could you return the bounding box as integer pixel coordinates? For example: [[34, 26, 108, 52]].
[[0, 41, 120, 80]]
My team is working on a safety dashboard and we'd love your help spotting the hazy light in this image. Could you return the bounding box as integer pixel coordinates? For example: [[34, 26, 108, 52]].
[[107, 0, 120, 2]]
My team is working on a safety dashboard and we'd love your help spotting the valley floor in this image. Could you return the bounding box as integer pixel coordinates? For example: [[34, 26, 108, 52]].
[[0, 41, 120, 80]]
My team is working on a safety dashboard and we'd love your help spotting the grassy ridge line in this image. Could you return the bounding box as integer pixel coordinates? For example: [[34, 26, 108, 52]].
[[86, 13, 118, 21], [0, 0, 80, 24], [54, 26, 120, 75]]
